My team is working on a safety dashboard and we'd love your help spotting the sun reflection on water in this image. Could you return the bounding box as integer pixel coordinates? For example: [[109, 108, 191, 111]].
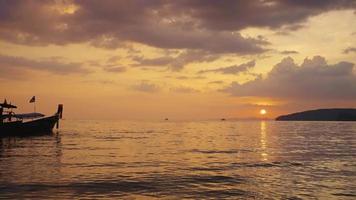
[[260, 121, 268, 161]]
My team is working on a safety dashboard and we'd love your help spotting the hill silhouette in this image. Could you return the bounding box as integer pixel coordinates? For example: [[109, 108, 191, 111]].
[[276, 108, 356, 121]]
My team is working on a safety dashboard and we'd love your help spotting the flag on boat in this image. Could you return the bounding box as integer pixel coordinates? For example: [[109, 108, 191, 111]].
[[29, 96, 36, 103]]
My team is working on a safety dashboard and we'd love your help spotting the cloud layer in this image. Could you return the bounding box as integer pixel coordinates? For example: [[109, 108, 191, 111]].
[[132, 50, 220, 71], [199, 60, 255, 75], [0, 54, 88, 79], [132, 81, 160, 93], [222, 56, 356, 100], [343, 47, 356, 54], [0, 0, 354, 53]]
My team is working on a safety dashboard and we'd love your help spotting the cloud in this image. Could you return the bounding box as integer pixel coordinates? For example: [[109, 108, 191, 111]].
[[104, 66, 126, 73], [132, 50, 220, 71], [3, 1, 354, 53], [82, 79, 116, 85], [106, 56, 121, 63], [0, 54, 88, 78], [168, 0, 356, 30], [132, 81, 160, 93], [132, 56, 173, 68], [125, 28, 268, 54], [170, 86, 200, 93], [208, 80, 225, 84], [222, 56, 356, 100], [165, 75, 206, 80], [343, 47, 356, 54], [0, 1, 269, 54], [280, 50, 299, 55], [199, 60, 255, 75], [0, 0, 353, 80]]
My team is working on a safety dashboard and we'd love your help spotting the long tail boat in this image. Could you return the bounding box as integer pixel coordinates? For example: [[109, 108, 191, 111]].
[[0, 100, 63, 137]]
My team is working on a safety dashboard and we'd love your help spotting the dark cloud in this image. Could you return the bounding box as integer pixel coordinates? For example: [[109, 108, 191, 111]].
[[343, 47, 356, 54], [125, 28, 268, 54], [170, 86, 200, 93], [169, 0, 355, 30], [132, 56, 173, 68], [2, 1, 353, 53], [0, 54, 88, 78], [175, 75, 206, 80], [132, 81, 160, 93], [280, 50, 299, 55], [132, 50, 220, 71], [86, 55, 124, 71], [106, 56, 121, 63], [0, 1, 267, 54], [208, 80, 225, 84], [82, 79, 116, 85], [199, 60, 255, 75], [222, 56, 356, 100], [104, 66, 126, 73], [165, 75, 206, 80]]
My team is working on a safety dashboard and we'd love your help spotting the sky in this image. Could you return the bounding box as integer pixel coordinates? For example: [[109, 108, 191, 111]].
[[0, 0, 356, 120]]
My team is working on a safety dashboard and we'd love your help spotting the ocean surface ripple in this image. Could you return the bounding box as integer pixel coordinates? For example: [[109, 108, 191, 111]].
[[1, 120, 355, 199]]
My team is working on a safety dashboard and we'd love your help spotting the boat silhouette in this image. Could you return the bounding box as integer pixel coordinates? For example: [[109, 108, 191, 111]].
[[0, 100, 63, 137]]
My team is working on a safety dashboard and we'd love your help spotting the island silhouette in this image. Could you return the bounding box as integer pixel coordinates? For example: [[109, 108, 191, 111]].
[[276, 108, 356, 121]]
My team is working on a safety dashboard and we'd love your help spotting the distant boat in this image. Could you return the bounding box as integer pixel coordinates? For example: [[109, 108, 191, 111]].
[[221, 118, 226, 121], [0, 100, 63, 137]]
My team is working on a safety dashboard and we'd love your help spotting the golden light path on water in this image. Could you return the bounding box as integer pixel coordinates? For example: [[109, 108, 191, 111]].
[[260, 121, 268, 161]]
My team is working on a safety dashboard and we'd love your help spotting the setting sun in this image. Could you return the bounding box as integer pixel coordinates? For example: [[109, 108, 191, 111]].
[[260, 109, 267, 115]]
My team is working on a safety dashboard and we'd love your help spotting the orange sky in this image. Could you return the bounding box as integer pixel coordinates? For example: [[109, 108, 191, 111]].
[[0, 1, 355, 120]]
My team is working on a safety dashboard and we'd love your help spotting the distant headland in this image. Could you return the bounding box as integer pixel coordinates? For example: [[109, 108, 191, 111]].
[[276, 108, 356, 121]]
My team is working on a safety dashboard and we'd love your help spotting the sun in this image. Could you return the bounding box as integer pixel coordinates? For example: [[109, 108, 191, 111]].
[[260, 109, 267, 115]]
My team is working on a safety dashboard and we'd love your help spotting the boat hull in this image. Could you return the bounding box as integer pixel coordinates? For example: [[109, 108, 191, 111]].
[[0, 115, 59, 137]]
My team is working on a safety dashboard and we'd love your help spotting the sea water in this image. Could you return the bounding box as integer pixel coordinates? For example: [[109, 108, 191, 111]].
[[0, 120, 355, 199]]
